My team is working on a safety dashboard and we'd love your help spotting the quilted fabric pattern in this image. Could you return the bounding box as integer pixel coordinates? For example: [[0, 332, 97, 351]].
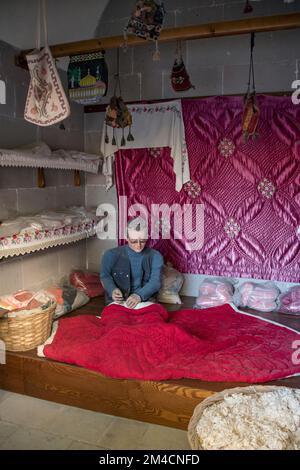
[[115, 95, 300, 282], [43, 303, 300, 382]]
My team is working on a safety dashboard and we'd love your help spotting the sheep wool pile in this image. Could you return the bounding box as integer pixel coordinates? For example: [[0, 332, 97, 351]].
[[196, 388, 300, 450]]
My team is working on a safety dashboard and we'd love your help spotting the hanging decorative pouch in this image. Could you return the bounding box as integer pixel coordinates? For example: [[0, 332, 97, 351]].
[[124, 0, 166, 41], [242, 33, 259, 141], [243, 93, 259, 141], [104, 51, 134, 147], [171, 41, 194, 92], [24, 0, 70, 126], [67, 51, 108, 105]]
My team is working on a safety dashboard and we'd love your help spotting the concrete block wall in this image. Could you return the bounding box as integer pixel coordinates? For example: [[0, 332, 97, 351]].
[[0, 40, 86, 295], [0, 242, 86, 296], [94, 0, 300, 101], [86, 0, 300, 295]]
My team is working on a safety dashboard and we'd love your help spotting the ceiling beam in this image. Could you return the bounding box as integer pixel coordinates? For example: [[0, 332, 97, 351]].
[[16, 13, 300, 69]]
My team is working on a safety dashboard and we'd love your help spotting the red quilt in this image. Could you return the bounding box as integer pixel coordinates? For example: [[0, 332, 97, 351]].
[[42, 303, 300, 382]]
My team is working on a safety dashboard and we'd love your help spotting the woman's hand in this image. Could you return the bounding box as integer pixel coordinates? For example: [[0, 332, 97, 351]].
[[125, 294, 141, 309], [112, 288, 124, 302]]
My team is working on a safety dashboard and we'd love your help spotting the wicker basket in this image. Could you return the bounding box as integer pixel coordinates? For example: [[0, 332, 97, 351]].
[[188, 385, 293, 450], [0, 300, 56, 352]]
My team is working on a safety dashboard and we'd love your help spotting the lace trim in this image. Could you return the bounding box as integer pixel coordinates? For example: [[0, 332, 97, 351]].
[[0, 151, 101, 174], [0, 228, 96, 259]]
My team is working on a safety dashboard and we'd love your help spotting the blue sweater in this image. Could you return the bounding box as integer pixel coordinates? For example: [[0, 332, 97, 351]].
[[100, 245, 163, 301]]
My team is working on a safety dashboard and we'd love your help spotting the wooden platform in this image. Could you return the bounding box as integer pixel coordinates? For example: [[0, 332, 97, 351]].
[[1, 297, 300, 431]]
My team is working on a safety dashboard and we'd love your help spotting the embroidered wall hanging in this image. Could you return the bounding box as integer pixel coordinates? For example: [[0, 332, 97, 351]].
[[24, 0, 70, 126], [67, 51, 108, 105], [101, 100, 190, 192]]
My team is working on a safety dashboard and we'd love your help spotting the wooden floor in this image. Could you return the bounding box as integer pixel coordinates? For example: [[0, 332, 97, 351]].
[[1, 297, 300, 430]]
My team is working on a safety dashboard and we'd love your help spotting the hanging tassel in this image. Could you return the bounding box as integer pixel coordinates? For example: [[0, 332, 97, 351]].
[[112, 128, 117, 146], [127, 127, 134, 142], [121, 128, 126, 147], [152, 40, 161, 61], [105, 123, 109, 144], [122, 29, 128, 52], [243, 0, 253, 13]]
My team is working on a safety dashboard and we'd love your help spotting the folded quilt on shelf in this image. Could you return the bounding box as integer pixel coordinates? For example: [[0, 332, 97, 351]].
[[0, 206, 99, 259], [0, 141, 101, 174], [101, 100, 190, 191], [38, 302, 300, 383]]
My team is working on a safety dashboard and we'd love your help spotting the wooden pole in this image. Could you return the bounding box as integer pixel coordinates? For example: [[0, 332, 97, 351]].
[[16, 13, 300, 68]]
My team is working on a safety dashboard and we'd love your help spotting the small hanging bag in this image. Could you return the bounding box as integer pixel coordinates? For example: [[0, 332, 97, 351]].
[[242, 33, 260, 141], [104, 51, 134, 147], [24, 0, 70, 126]]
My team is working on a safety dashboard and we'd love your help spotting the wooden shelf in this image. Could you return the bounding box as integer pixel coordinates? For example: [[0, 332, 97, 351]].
[[0, 229, 96, 261], [0, 149, 101, 174], [0, 209, 100, 260]]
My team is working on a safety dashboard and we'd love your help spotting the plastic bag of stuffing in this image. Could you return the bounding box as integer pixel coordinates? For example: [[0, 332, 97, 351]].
[[43, 278, 90, 319], [157, 263, 184, 304], [45, 284, 89, 319], [234, 281, 280, 312], [194, 278, 234, 309], [278, 285, 300, 316]]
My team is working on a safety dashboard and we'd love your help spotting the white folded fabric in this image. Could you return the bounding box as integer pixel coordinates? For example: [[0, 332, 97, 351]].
[[0, 142, 101, 173]]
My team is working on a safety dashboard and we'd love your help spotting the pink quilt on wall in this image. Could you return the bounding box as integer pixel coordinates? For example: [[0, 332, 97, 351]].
[[115, 95, 300, 282]]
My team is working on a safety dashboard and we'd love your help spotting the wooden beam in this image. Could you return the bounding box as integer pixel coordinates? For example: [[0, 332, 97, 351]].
[[16, 13, 300, 69]]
